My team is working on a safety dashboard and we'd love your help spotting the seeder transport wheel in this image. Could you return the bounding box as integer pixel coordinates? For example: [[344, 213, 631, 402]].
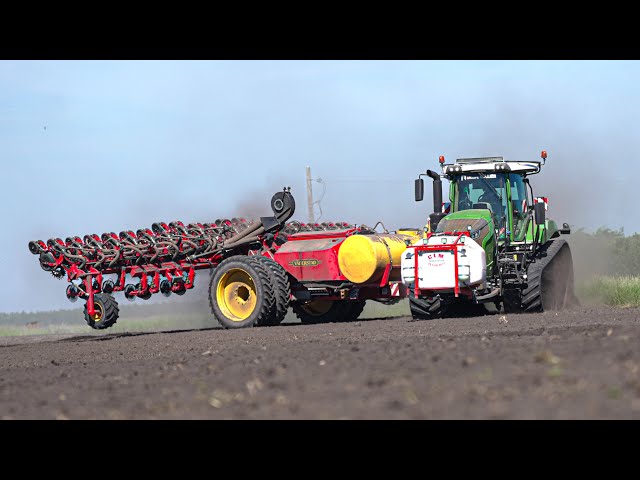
[[209, 256, 272, 329], [83, 293, 120, 330], [251, 256, 291, 326], [292, 299, 366, 325]]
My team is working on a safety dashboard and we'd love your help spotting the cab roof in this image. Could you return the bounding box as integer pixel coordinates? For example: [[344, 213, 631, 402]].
[[441, 156, 543, 177]]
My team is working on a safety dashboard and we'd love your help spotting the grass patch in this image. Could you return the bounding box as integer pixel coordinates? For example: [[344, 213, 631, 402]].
[[608, 387, 621, 400], [578, 275, 640, 307]]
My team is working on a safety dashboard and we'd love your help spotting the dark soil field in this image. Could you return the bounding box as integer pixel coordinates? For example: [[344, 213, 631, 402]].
[[1, 305, 639, 419]]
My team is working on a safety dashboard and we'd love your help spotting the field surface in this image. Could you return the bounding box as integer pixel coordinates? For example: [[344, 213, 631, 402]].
[[1, 305, 639, 419]]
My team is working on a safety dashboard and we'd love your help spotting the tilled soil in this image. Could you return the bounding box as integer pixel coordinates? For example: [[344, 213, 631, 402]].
[[1, 305, 639, 419]]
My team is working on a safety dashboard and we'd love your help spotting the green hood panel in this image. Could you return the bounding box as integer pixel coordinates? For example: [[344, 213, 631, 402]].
[[436, 210, 494, 242], [440, 209, 493, 224], [435, 209, 496, 273]]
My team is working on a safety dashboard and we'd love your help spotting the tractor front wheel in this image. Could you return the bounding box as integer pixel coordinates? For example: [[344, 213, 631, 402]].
[[408, 290, 446, 321]]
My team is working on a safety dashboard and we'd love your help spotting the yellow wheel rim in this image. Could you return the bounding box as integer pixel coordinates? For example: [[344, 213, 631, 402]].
[[302, 300, 333, 316], [92, 303, 104, 322], [216, 268, 257, 321]]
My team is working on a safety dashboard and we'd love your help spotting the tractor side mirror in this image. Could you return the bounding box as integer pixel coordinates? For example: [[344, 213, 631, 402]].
[[415, 178, 424, 202], [534, 202, 546, 225]]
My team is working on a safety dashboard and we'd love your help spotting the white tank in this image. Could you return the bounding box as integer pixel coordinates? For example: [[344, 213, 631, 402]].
[[401, 235, 486, 290]]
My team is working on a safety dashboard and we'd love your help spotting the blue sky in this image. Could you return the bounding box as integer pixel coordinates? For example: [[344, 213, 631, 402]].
[[1, 60, 639, 312]]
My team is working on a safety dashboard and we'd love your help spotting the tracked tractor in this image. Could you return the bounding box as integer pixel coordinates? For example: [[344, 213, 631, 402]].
[[402, 151, 577, 320]]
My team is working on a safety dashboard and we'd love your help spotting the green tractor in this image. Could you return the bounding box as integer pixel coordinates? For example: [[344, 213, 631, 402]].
[[401, 151, 577, 319]]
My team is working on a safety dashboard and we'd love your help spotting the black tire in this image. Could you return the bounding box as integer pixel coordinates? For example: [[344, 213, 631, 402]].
[[292, 300, 353, 325], [253, 256, 291, 326], [208, 255, 272, 329], [408, 289, 446, 321], [83, 293, 119, 330], [247, 257, 276, 327], [522, 238, 576, 313], [345, 300, 366, 321], [502, 290, 521, 314]]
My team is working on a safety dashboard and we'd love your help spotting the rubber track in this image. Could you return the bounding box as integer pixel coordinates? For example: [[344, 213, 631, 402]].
[[521, 238, 571, 312]]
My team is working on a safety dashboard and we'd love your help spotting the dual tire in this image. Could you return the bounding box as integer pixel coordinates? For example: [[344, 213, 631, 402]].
[[209, 255, 291, 329], [408, 289, 445, 321]]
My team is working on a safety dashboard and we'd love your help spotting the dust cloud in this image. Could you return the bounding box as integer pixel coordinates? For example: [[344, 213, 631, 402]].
[[178, 177, 297, 313], [466, 96, 639, 286]]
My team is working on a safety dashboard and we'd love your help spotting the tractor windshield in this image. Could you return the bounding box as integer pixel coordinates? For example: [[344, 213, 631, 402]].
[[455, 173, 508, 221], [454, 172, 531, 240]]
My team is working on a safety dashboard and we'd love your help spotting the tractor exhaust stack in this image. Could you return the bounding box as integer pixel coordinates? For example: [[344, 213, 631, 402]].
[[426, 169, 442, 213], [426, 169, 445, 231]]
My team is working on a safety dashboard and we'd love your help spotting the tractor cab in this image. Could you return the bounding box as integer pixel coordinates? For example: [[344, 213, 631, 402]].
[[441, 156, 543, 243], [407, 151, 576, 320], [451, 170, 528, 241]]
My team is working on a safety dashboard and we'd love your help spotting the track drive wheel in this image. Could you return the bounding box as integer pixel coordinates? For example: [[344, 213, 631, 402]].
[[209, 256, 272, 329], [83, 293, 120, 330], [521, 238, 577, 313]]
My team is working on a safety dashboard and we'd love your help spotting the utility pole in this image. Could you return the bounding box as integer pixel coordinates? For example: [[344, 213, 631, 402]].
[[306, 166, 315, 224]]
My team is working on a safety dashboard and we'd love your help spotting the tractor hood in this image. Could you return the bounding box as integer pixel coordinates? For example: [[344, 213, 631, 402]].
[[438, 209, 493, 226], [434, 209, 494, 246]]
